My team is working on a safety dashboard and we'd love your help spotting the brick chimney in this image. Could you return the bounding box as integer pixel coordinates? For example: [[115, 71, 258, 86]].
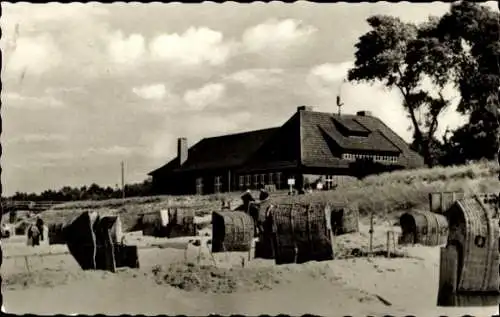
[[297, 105, 314, 112], [177, 137, 188, 166], [356, 110, 373, 117]]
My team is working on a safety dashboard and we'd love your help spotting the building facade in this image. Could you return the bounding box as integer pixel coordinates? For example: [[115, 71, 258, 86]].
[[149, 106, 425, 195]]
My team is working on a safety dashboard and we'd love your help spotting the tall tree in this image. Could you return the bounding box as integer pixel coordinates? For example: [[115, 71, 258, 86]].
[[348, 15, 462, 166], [431, 1, 500, 161]]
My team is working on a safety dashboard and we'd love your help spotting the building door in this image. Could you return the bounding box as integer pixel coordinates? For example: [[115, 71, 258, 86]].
[[275, 172, 282, 190], [238, 175, 244, 190]]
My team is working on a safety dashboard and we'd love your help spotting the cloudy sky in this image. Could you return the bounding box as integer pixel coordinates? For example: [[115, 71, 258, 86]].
[[1, 2, 497, 195]]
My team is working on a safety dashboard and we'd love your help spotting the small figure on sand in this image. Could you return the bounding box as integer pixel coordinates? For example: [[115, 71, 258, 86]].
[[27, 224, 41, 247], [36, 216, 45, 241]]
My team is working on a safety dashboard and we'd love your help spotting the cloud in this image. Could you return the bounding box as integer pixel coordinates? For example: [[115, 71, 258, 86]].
[[6, 133, 68, 145], [148, 132, 175, 160], [149, 27, 234, 66], [183, 83, 226, 110], [146, 111, 252, 160], [107, 31, 146, 65], [242, 19, 317, 53], [45, 87, 87, 95], [2, 3, 108, 26], [4, 34, 62, 75], [308, 61, 354, 85], [3, 92, 65, 109], [85, 146, 135, 156], [189, 112, 253, 137], [132, 83, 168, 100], [38, 145, 137, 161], [225, 68, 284, 88]]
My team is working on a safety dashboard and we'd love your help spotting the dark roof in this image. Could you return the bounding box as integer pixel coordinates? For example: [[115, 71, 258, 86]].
[[149, 127, 279, 175], [149, 108, 424, 176], [300, 111, 423, 168]]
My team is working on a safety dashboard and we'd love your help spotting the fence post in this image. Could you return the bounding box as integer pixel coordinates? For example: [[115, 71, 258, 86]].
[[369, 212, 374, 254], [24, 256, 31, 274]]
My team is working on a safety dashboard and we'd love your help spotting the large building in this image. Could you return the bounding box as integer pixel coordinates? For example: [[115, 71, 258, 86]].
[[148, 106, 425, 195]]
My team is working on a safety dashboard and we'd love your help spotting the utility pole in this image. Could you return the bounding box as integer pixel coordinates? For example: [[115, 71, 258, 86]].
[[121, 161, 125, 200]]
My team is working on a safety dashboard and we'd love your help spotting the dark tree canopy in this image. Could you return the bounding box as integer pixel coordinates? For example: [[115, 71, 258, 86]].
[[349, 1, 500, 166]]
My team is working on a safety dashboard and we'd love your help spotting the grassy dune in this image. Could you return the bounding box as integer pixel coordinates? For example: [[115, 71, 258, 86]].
[[275, 160, 500, 216], [39, 160, 500, 229]]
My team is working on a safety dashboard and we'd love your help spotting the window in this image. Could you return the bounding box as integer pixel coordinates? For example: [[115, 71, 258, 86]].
[[348, 153, 402, 162], [245, 175, 251, 186], [260, 174, 266, 185], [275, 172, 282, 189], [268, 173, 274, 184], [195, 178, 203, 195], [214, 176, 222, 194], [325, 175, 335, 190], [238, 176, 244, 188], [253, 175, 259, 187]]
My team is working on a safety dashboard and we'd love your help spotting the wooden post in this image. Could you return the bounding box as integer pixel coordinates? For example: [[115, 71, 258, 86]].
[[24, 256, 31, 274], [369, 212, 374, 254], [121, 161, 125, 200], [386, 231, 392, 258], [329, 229, 336, 259], [391, 230, 396, 254], [325, 205, 335, 258], [248, 238, 253, 262], [290, 209, 298, 264], [228, 170, 231, 193], [197, 239, 202, 264], [440, 192, 445, 214]]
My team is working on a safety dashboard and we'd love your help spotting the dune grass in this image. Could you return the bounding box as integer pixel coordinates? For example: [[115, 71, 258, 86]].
[[273, 160, 500, 216]]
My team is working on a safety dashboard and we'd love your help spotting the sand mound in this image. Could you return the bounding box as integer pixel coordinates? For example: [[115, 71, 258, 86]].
[[151, 262, 293, 293]]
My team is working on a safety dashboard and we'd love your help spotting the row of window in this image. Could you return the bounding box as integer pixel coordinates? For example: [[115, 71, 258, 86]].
[[195, 172, 284, 194], [342, 153, 398, 163], [238, 172, 283, 188]]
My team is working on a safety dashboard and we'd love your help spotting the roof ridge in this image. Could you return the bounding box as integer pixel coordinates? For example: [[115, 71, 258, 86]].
[[201, 126, 279, 140]]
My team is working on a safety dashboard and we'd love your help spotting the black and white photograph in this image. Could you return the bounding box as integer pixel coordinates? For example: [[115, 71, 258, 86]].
[[1, 1, 499, 315]]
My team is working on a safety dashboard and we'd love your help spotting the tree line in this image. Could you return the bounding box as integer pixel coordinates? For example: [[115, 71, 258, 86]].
[[3, 179, 153, 203], [348, 1, 500, 167]]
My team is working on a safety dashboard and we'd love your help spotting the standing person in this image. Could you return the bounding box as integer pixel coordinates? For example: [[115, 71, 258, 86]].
[[256, 184, 272, 236], [27, 224, 40, 247], [36, 217, 45, 241]]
